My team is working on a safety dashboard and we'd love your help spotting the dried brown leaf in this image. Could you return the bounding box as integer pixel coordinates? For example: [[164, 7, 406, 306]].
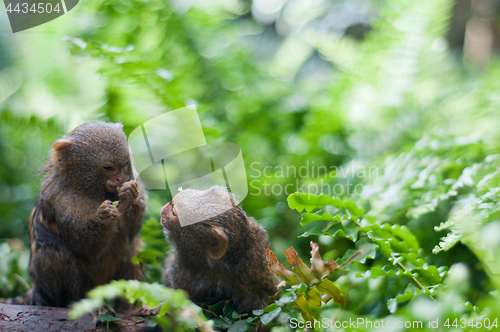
[[266, 248, 301, 285], [284, 247, 317, 285], [324, 259, 339, 272], [310, 242, 327, 279]]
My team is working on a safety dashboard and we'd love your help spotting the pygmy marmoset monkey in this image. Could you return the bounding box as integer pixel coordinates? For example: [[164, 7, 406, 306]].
[[161, 186, 276, 313], [28, 121, 147, 308]]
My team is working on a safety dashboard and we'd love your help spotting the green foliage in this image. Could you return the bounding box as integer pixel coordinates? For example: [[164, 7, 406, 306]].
[[0, 241, 30, 298], [197, 300, 251, 331], [98, 313, 123, 331], [264, 243, 344, 323], [273, 192, 500, 330], [131, 250, 156, 265], [287, 193, 444, 314], [69, 280, 214, 332], [362, 136, 500, 296], [2, 0, 500, 330]]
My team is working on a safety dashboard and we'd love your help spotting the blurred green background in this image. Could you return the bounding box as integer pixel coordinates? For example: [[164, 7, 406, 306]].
[[2, 0, 500, 328]]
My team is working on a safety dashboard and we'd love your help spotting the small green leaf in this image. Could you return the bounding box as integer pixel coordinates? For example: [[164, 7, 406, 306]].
[[395, 288, 415, 303], [137, 250, 156, 264], [231, 311, 247, 319], [263, 303, 279, 313], [362, 266, 397, 278], [288, 193, 344, 212], [212, 318, 233, 329], [344, 201, 364, 217], [132, 250, 156, 265], [300, 213, 341, 226], [227, 320, 250, 332], [323, 223, 358, 241], [388, 285, 416, 313], [112, 201, 119, 207], [99, 314, 122, 322], [252, 309, 264, 316], [299, 227, 324, 238], [388, 224, 419, 252], [275, 292, 298, 305], [341, 241, 377, 265], [260, 307, 281, 325], [414, 265, 442, 285]]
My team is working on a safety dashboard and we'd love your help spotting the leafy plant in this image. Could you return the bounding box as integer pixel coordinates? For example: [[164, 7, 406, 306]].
[[287, 192, 445, 316], [263, 242, 344, 323], [69, 280, 214, 332], [0, 240, 30, 298]]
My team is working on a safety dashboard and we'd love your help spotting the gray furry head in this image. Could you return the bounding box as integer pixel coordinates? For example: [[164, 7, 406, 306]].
[[173, 186, 237, 226]]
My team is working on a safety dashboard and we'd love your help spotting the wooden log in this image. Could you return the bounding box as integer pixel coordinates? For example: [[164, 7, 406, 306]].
[[0, 304, 149, 331]]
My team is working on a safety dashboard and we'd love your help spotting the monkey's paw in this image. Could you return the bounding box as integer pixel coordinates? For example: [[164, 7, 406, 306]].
[[117, 181, 139, 212], [98, 200, 120, 221]]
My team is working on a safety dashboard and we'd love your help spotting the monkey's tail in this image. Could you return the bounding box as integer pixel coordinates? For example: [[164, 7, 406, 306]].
[[0, 289, 32, 305]]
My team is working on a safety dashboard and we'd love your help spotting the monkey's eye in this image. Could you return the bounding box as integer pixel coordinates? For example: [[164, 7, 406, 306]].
[[103, 166, 115, 171]]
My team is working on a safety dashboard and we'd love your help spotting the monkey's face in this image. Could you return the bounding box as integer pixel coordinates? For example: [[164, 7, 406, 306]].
[[161, 201, 178, 231], [161, 187, 247, 261], [100, 161, 132, 193], [51, 121, 134, 195]]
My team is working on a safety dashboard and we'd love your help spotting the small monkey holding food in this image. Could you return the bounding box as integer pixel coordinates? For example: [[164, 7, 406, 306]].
[[28, 121, 147, 308], [161, 186, 277, 313]]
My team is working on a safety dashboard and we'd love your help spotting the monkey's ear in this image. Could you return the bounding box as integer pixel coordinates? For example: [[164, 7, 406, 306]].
[[207, 226, 228, 260], [53, 139, 72, 166]]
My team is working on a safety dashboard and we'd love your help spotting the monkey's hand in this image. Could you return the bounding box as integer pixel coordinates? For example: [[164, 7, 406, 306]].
[[117, 181, 139, 213], [98, 200, 120, 221]]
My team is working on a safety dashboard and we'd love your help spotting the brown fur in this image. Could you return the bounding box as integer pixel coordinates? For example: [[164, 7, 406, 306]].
[[161, 186, 277, 313], [28, 121, 147, 308]]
